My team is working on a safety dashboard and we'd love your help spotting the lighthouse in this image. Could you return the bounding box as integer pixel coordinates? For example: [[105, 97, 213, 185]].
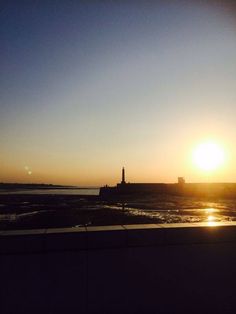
[[121, 167, 126, 184]]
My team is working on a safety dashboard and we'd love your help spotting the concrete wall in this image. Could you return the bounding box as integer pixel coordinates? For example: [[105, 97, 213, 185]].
[[1, 222, 236, 313]]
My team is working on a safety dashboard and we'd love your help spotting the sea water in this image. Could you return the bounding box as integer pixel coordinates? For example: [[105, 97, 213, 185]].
[[0, 188, 99, 195]]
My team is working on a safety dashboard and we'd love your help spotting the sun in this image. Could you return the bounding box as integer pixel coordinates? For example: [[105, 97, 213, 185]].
[[192, 141, 225, 171]]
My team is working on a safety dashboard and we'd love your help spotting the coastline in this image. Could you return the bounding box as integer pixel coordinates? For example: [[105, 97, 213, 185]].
[[1, 193, 236, 231]]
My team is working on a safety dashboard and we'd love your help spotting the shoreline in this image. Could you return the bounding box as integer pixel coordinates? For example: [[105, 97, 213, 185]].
[[0, 193, 236, 231]]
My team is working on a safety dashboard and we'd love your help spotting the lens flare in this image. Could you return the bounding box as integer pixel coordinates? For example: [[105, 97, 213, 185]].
[[24, 165, 33, 176]]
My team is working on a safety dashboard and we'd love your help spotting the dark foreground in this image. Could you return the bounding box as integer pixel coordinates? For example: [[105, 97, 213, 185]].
[[1, 223, 236, 313], [1, 193, 236, 230]]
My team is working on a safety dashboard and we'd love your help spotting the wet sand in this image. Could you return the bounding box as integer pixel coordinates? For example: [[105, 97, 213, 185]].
[[0, 194, 154, 230], [1, 193, 236, 230]]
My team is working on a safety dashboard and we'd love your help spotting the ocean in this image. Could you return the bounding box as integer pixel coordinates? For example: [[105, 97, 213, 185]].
[[0, 188, 99, 195]]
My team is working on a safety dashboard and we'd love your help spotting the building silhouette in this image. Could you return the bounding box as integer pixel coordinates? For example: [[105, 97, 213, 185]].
[[99, 167, 236, 198]]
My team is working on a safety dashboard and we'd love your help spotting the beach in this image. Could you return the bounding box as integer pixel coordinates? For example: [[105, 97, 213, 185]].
[[1, 191, 236, 230]]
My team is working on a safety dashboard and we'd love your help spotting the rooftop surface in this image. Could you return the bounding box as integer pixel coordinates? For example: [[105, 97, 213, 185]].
[[1, 221, 236, 254]]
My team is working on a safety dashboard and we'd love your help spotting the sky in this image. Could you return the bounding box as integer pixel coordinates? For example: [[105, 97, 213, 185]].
[[1, 1, 236, 186]]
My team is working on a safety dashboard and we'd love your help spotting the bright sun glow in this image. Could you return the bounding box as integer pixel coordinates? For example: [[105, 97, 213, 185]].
[[193, 141, 225, 171]]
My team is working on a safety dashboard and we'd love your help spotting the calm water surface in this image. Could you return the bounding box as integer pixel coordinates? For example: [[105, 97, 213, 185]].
[[0, 188, 99, 195]]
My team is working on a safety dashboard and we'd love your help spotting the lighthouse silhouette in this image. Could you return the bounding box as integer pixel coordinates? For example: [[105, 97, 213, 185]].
[[121, 167, 126, 185]]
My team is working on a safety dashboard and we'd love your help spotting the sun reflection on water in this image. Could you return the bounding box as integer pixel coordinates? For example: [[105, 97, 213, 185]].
[[205, 208, 217, 214], [207, 215, 215, 221], [206, 210, 219, 226], [207, 221, 219, 227], [205, 208, 221, 225]]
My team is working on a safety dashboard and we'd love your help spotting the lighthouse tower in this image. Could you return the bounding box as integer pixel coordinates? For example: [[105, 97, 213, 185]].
[[121, 167, 126, 185]]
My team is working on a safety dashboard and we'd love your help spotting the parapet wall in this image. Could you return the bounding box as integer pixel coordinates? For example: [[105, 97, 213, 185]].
[[1, 222, 236, 313]]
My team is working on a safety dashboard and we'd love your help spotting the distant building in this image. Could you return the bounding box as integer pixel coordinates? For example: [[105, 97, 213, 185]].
[[178, 177, 185, 185], [100, 168, 236, 199]]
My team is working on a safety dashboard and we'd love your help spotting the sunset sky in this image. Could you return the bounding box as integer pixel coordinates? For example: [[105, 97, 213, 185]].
[[1, 1, 236, 186]]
